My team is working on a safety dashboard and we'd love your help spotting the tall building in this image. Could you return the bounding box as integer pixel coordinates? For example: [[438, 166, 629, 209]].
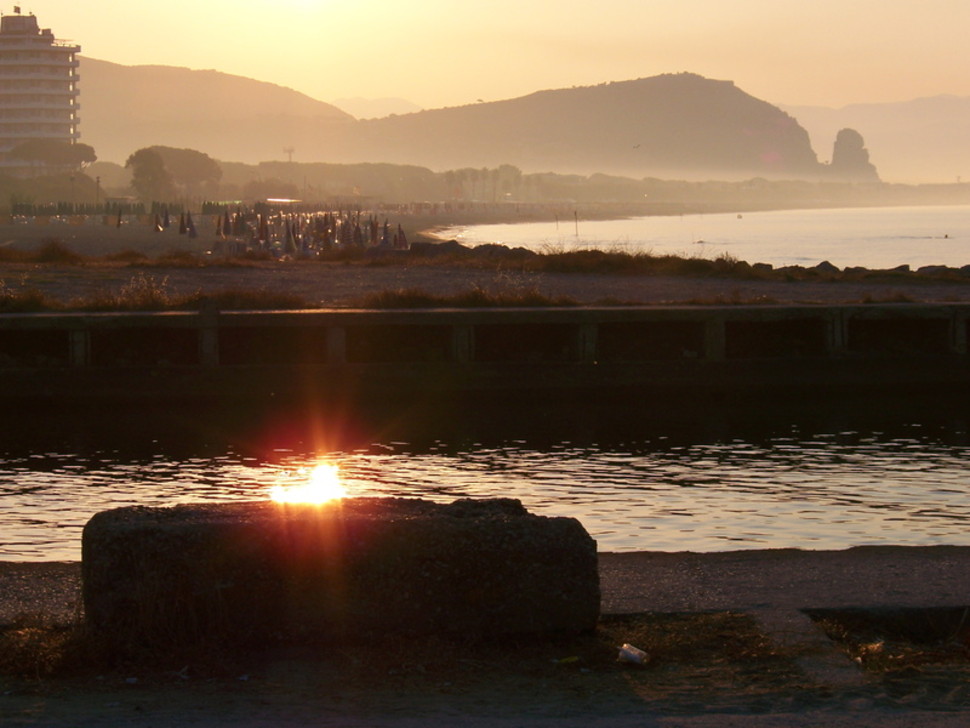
[[0, 7, 79, 175]]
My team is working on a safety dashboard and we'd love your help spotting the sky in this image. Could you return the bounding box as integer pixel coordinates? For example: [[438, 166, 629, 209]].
[[20, 0, 970, 110]]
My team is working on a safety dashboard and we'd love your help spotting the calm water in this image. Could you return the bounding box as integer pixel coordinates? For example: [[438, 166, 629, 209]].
[[440, 204, 970, 269], [4, 413, 970, 561]]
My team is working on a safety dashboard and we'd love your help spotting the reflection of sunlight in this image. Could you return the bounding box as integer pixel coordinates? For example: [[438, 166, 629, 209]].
[[271, 463, 347, 504]]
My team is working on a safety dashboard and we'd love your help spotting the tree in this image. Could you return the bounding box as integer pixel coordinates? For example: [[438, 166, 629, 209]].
[[125, 148, 176, 202], [8, 140, 96, 170], [147, 146, 222, 197]]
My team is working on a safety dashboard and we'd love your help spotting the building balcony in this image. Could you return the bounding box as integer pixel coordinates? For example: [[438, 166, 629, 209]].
[[0, 40, 79, 53], [0, 88, 79, 97], [0, 70, 80, 81], [0, 127, 79, 140], [0, 100, 80, 111], [0, 56, 79, 66]]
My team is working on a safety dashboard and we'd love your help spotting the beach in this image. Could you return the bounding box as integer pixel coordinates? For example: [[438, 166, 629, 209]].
[[4, 217, 970, 307]]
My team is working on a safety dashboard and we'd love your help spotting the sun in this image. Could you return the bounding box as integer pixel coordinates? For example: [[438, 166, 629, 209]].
[[271, 463, 347, 504]]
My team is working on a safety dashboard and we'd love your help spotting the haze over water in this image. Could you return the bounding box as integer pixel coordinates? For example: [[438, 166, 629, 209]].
[[443, 205, 970, 270]]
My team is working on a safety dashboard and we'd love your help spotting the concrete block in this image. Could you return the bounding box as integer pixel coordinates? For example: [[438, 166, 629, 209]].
[[82, 497, 599, 648]]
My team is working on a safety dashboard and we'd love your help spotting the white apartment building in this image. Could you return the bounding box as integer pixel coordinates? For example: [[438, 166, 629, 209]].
[[0, 7, 79, 175]]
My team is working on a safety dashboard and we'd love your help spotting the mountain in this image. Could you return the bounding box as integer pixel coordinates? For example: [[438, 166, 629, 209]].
[[782, 96, 970, 184], [319, 73, 823, 180], [78, 57, 353, 164], [79, 62, 825, 179]]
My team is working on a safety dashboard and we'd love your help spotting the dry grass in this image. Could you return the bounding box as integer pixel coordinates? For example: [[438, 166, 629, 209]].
[[0, 273, 312, 312], [354, 285, 579, 309]]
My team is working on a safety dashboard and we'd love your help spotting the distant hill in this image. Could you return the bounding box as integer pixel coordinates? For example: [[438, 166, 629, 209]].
[[319, 73, 824, 180], [79, 62, 828, 179], [782, 96, 970, 184], [78, 57, 353, 164]]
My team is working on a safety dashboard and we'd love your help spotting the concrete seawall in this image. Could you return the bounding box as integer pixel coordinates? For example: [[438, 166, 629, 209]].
[[1, 303, 968, 405]]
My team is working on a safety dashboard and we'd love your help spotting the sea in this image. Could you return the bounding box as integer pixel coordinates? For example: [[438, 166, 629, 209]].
[[438, 204, 970, 270], [5, 204, 970, 562]]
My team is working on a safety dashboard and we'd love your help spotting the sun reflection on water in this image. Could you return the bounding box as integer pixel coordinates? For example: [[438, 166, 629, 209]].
[[270, 463, 347, 504]]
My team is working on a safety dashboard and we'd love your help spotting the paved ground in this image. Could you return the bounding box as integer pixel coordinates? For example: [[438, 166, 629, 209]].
[[5, 547, 970, 726]]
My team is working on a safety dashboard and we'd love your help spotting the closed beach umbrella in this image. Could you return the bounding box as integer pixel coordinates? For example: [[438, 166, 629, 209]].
[[186, 211, 197, 238], [178, 213, 187, 235]]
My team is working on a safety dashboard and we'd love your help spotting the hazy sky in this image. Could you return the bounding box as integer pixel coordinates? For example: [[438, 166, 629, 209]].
[[25, 0, 970, 109]]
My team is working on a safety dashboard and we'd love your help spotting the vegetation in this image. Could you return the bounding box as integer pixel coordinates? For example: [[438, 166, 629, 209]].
[[354, 286, 579, 309], [0, 236, 967, 313], [125, 148, 176, 201], [0, 273, 309, 313], [7, 140, 97, 170]]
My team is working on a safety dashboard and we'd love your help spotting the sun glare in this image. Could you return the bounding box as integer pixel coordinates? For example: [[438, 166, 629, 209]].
[[270, 463, 347, 504]]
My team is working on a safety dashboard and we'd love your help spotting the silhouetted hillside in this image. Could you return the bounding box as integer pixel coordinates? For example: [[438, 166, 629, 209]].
[[79, 57, 353, 164], [323, 73, 823, 180], [783, 96, 970, 184], [79, 63, 824, 180]]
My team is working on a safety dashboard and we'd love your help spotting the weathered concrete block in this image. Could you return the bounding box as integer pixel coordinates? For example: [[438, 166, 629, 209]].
[[82, 497, 599, 647]]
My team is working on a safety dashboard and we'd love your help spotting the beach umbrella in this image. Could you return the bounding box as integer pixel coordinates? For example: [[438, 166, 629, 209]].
[[396, 223, 408, 249], [223, 210, 232, 237], [178, 213, 187, 235], [187, 211, 197, 239], [284, 221, 296, 254]]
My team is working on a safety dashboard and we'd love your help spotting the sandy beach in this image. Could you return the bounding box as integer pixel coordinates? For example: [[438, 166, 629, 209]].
[[3, 217, 970, 307]]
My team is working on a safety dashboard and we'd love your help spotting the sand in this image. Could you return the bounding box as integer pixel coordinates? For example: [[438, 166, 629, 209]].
[[2, 218, 970, 307]]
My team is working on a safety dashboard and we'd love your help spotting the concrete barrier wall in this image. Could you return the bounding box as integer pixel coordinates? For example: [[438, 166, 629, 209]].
[[1, 304, 968, 401], [0, 304, 966, 367]]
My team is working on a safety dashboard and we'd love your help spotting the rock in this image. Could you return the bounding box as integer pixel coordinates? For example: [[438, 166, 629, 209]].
[[470, 243, 538, 261], [82, 497, 599, 649], [408, 240, 471, 257], [829, 128, 880, 182], [916, 265, 952, 276], [813, 260, 840, 274]]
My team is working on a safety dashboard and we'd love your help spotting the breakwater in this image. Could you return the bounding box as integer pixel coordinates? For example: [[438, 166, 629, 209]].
[[1, 304, 968, 407]]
